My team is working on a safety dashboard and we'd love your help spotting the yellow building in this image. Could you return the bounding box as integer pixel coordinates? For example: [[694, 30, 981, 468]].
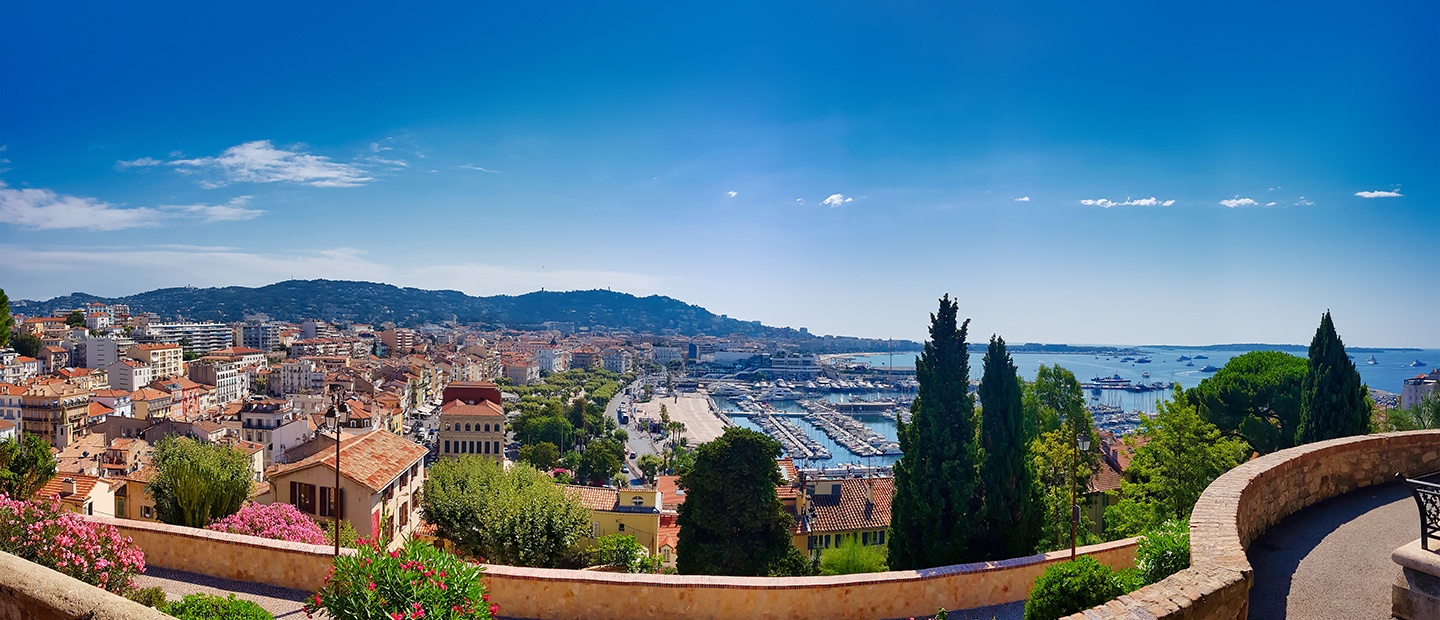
[[564, 486, 664, 555], [127, 343, 183, 379], [266, 429, 428, 550], [437, 399, 505, 461], [20, 381, 90, 448], [790, 477, 893, 554], [130, 388, 173, 421]]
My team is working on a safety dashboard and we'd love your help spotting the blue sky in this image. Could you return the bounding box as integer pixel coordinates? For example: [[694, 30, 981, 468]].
[[1, 1, 1436, 347]]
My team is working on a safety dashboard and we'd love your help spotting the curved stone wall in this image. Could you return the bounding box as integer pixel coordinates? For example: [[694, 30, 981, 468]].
[[0, 550, 173, 620], [1063, 430, 1440, 620]]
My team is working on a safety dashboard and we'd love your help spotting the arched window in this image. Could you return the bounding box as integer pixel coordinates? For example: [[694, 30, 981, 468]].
[[483, 423, 490, 433], [464, 423, 470, 432], [443, 423, 450, 431]]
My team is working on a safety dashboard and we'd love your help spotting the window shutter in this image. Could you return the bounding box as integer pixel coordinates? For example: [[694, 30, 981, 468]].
[[290, 481, 298, 507]]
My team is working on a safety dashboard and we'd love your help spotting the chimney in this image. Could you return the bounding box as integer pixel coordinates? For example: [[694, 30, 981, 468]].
[[62, 477, 76, 495]]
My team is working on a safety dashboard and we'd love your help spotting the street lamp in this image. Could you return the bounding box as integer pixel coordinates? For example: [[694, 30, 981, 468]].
[[1070, 429, 1092, 560], [325, 400, 343, 557]]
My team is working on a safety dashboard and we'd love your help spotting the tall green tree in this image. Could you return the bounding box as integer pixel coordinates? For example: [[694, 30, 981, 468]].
[[12, 332, 42, 358], [518, 442, 560, 470], [1185, 350, 1306, 455], [421, 457, 590, 567], [147, 436, 254, 528], [1296, 311, 1369, 444], [1031, 413, 1102, 552], [577, 437, 625, 485], [1023, 364, 1086, 443], [1103, 388, 1245, 537], [676, 427, 793, 576], [0, 434, 58, 499], [889, 294, 981, 569], [976, 335, 1041, 560], [0, 288, 12, 348], [65, 309, 85, 328]]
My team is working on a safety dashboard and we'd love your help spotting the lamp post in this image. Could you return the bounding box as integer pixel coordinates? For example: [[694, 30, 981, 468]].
[[325, 400, 342, 557], [1070, 428, 1092, 560]]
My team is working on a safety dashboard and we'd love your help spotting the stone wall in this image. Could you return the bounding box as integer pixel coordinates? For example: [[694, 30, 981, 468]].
[[0, 550, 172, 620], [1064, 430, 1440, 620], [89, 515, 351, 592], [483, 539, 1137, 620]]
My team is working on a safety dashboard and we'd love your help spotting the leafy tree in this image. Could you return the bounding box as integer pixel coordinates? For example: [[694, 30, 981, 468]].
[[588, 534, 662, 573], [518, 442, 560, 470], [676, 427, 794, 575], [819, 536, 889, 575], [1186, 350, 1306, 455], [577, 438, 625, 485], [0, 288, 12, 348], [637, 453, 663, 485], [1104, 389, 1244, 536], [770, 546, 820, 577], [12, 332, 42, 358], [0, 434, 58, 499], [1384, 393, 1440, 431], [1024, 364, 1086, 441], [889, 295, 982, 569], [65, 309, 85, 328], [420, 457, 590, 567], [1297, 312, 1369, 444], [976, 335, 1041, 560], [1032, 421, 1101, 552], [147, 436, 254, 528]]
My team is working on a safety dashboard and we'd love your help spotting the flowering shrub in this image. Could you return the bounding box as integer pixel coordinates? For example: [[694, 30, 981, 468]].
[[0, 493, 145, 594], [206, 502, 329, 545], [305, 538, 496, 620]]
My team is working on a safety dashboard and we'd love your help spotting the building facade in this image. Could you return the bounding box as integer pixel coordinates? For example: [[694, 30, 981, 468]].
[[437, 399, 506, 461]]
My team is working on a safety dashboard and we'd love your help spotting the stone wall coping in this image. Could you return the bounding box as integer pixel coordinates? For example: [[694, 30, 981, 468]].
[[87, 515, 356, 558], [480, 537, 1139, 589], [1393, 539, 1440, 575], [0, 549, 174, 620]]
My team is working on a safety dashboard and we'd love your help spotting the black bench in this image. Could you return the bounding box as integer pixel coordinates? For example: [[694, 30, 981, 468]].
[[1398, 472, 1440, 551]]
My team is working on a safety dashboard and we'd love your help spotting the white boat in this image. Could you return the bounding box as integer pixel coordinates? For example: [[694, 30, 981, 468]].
[[759, 386, 801, 400], [712, 384, 752, 396], [1367, 356, 1378, 364]]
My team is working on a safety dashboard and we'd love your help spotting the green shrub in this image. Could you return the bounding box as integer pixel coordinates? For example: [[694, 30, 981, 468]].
[[1023, 556, 1125, 620], [590, 534, 662, 573], [124, 586, 167, 608], [818, 537, 888, 575], [163, 593, 272, 620], [1136, 518, 1190, 586], [769, 546, 820, 577]]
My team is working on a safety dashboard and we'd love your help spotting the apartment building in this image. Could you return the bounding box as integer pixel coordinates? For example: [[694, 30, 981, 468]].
[[127, 343, 183, 379], [85, 335, 135, 370], [106, 359, 154, 393], [436, 399, 506, 461], [189, 359, 243, 404], [142, 322, 233, 356], [21, 381, 91, 449]]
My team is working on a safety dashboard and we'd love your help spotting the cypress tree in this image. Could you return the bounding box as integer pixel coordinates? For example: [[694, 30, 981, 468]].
[[888, 295, 980, 569], [1296, 311, 1369, 443], [0, 288, 10, 349], [976, 335, 1041, 560]]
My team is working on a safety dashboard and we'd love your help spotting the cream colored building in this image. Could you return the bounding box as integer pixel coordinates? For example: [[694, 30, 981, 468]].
[[266, 430, 428, 549], [128, 343, 183, 379], [565, 486, 664, 555], [437, 398, 506, 461]]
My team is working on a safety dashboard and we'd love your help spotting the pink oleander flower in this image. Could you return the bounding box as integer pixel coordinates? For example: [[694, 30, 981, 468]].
[[0, 494, 145, 594], [205, 502, 329, 545]]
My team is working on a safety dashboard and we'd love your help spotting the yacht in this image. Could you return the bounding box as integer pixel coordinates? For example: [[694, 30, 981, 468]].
[[1135, 357, 1152, 364], [759, 386, 801, 401], [1185, 361, 1195, 367], [1176, 356, 1191, 362], [1141, 371, 1150, 378], [1367, 356, 1379, 365], [1200, 365, 1219, 372], [1411, 360, 1428, 368], [1193, 355, 1209, 360], [712, 383, 752, 397]]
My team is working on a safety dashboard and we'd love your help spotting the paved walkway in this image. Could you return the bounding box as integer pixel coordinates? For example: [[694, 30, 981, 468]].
[[135, 566, 313, 618], [1247, 480, 1416, 619]]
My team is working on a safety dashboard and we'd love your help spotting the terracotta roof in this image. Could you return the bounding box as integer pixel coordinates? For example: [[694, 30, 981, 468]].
[[440, 399, 504, 418], [87, 402, 115, 417], [218, 436, 264, 455], [92, 389, 131, 398], [1087, 457, 1125, 495], [0, 420, 15, 432], [0, 383, 26, 396], [655, 476, 686, 507], [42, 346, 67, 353], [132, 388, 170, 401], [564, 485, 619, 511], [797, 477, 894, 535], [269, 430, 426, 493], [777, 458, 797, 482], [133, 343, 181, 351], [658, 522, 680, 549], [14, 356, 38, 363], [35, 474, 103, 506], [194, 420, 224, 433]]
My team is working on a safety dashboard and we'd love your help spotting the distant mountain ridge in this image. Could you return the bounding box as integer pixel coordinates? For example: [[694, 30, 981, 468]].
[[12, 279, 913, 344]]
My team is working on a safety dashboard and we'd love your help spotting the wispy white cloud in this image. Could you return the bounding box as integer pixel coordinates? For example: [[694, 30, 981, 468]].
[[727, 191, 737, 198], [116, 157, 163, 169], [1295, 197, 1313, 206], [458, 164, 500, 173], [795, 198, 805, 204], [1220, 198, 1258, 208], [366, 156, 409, 168], [1355, 190, 1402, 198], [1080, 197, 1176, 208], [0, 181, 266, 230], [159, 196, 266, 222], [1265, 202, 1277, 206], [821, 194, 853, 207], [0, 181, 161, 231], [167, 140, 372, 188], [1014, 196, 1031, 202]]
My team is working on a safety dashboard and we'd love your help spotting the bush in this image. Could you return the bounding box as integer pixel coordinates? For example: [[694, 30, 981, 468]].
[[206, 502, 328, 545], [319, 515, 360, 549], [769, 546, 819, 577], [1136, 518, 1190, 586], [164, 593, 272, 620], [589, 534, 663, 573], [818, 537, 888, 575], [124, 586, 168, 608], [306, 538, 496, 620], [0, 493, 146, 594], [1023, 556, 1125, 620]]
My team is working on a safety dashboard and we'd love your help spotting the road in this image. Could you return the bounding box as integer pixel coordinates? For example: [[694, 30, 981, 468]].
[[606, 372, 670, 485]]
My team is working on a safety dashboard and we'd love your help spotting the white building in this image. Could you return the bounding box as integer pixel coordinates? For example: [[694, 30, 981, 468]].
[[1402, 369, 1440, 410], [85, 336, 135, 370], [602, 348, 632, 374], [652, 346, 685, 366], [236, 320, 284, 352], [90, 390, 134, 418], [536, 346, 568, 373], [85, 313, 111, 331], [142, 322, 234, 356], [189, 360, 243, 405], [280, 359, 325, 394], [106, 359, 155, 393]]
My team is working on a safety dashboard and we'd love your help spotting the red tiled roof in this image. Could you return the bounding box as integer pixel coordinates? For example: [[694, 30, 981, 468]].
[[35, 474, 103, 506], [133, 343, 181, 351], [87, 402, 115, 417], [440, 399, 504, 418], [655, 476, 685, 507], [269, 430, 427, 493], [564, 485, 619, 511], [1087, 457, 1125, 495], [797, 477, 894, 535]]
